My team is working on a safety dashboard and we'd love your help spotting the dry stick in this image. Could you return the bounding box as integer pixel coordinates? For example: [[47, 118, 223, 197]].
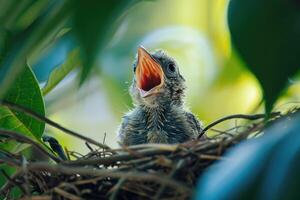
[[0, 129, 61, 163], [73, 176, 105, 185], [111, 143, 179, 152], [109, 177, 126, 200], [21, 156, 30, 196], [64, 148, 175, 166], [154, 159, 185, 200], [1, 101, 110, 150], [64, 146, 71, 161], [21, 162, 191, 194], [57, 182, 81, 195], [198, 112, 281, 139], [53, 187, 82, 200], [20, 196, 51, 200]]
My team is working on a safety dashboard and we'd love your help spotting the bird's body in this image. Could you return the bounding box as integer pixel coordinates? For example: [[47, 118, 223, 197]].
[[119, 104, 202, 145], [118, 47, 205, 146]]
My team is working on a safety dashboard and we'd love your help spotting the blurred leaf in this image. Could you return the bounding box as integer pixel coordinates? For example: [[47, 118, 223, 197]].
[[71, 0, 138, 83], [0, 1, 71, 98], [42, 48, 81, 95], [30, 29, 74, 83], [102, 75, 132, 115], [215, 49, 246, 84], [195, 113, 300, 200], [0, 0, 34, 30], [228, 0, 300, 113], [14, 0, 49, 30], [0, 64, 45, 139], [0, 164, 20, 197], [207, 0, 231, 58]]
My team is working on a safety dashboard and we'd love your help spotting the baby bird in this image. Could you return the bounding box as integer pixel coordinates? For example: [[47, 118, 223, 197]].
[[118, 47, 205, 146]]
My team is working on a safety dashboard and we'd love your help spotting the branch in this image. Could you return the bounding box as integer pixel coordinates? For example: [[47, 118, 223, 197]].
[[198, 112, 281, 139], [154, 159, 185, 199], [0, 129, 61, 163], [1, 100, 110, 150], [19, 162, 191, 194], [53, 187, 82, 200], [108, 177, 126, 200], [63, 147, 176, 166]]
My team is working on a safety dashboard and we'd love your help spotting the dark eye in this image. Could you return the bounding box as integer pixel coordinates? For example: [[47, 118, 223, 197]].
[[167, 63, 176, 73], [133, 65, 137, 72]]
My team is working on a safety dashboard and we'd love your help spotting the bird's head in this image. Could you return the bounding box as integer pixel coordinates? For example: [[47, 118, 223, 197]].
[[130, 47, 186, 107]]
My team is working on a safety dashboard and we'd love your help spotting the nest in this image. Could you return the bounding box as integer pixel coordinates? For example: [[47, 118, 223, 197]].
[[0, 105, 298, 200]]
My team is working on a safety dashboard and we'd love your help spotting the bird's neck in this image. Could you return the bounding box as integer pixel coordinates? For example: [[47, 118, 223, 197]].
[[140, 104, 177, 130]]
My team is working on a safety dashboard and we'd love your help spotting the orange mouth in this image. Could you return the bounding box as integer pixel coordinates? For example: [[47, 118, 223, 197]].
[[135, 47, 164, 97]]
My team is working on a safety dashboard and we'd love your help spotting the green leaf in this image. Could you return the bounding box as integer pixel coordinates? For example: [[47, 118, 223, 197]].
[[0, 64, 45, 192], [0, 1, 71, 98], [228, 0, 300, 113], [71, 0, 138, 83], [0, 64, 45, 140], [42, 48, 81, 96]]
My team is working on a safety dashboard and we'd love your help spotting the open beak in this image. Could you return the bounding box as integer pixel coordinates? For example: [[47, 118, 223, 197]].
[[135, 46, 164, 98]]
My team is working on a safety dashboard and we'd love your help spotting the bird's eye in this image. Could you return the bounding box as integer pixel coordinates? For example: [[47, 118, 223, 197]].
[[167, 63, 176, 73]]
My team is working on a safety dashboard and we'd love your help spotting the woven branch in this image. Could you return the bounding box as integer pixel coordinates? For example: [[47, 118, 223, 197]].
[[0, 105, 299, 200]]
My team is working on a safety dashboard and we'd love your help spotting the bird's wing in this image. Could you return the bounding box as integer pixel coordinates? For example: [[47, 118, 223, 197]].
[[117, 115, 130, 143], [118, 114, 147, 146], [185, 112, 206, 139]]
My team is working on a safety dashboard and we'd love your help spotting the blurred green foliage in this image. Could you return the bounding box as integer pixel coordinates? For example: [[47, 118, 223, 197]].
[[0, 0, 70, 97], [71, 0, 138, 83], [228, 0, 300, 113], [196, 113, 300, 200], [0, 0, 299, 198], [42, 48, 80, 95], [196, 1, 300, 199]]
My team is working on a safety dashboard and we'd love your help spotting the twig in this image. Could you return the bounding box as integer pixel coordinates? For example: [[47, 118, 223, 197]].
[[57, 182, 81, 197], [103, 132, 107, 145], [198, 112, 280, 139], [85, 142, 94, 152], [23, 162, 191, 194], [154, 159, 185, 200], [199, 154, 223, 160], [64, 148, 176, 166], [73, 176, 105, 185], [21, 156, 30, 196], [111, 143, 179, 152], [1, 101, 110, 150], [103, 132, 107, 154], [53, 187, 82, 200], [20, 196, 52, 200], [109, 177, 126, 200], [0, 170, 26, 197], [64, 146, 71, 161], [0, 129, 61, 163]]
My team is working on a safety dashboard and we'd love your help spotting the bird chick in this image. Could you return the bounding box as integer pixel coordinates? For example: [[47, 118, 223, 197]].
[[118, 47, 205, 146]]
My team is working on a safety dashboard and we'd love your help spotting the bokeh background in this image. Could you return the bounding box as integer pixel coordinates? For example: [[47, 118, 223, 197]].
[[26, 0, 300, 151]]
